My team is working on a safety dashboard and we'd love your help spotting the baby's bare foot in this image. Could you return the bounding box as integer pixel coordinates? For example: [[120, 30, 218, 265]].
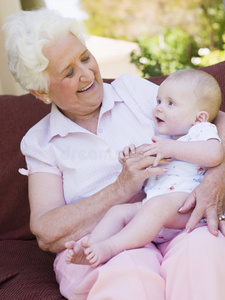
[[65, 240, 90, 265], [84, 240, 115, 268]]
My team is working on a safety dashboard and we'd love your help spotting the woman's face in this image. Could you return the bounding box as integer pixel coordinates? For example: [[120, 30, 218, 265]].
[[43, 33, 103, 120]]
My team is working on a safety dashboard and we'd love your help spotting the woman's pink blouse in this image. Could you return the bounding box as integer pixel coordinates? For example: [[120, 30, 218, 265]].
[[20, 74, 158, 204]]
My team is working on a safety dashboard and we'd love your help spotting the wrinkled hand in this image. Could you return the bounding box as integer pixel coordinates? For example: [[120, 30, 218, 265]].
[[179, 164, 225, 236], [140, 136, 174, 166], [116, 145, 168, 201]]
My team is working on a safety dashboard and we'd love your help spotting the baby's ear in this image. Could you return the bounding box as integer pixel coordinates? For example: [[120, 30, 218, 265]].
[[195, 111, 209, 123]]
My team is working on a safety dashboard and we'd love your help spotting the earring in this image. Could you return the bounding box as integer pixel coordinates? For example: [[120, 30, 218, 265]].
[[44, 97, 52, 104]]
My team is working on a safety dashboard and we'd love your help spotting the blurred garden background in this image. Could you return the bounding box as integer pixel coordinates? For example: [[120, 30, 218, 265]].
[[80, 0, 225, 77]]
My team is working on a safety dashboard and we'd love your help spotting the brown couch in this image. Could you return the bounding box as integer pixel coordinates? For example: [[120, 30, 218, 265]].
[[1, 61, 225, 299]]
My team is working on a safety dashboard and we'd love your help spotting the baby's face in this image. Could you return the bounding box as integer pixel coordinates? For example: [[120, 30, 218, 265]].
[[153, 79, 199, 139]]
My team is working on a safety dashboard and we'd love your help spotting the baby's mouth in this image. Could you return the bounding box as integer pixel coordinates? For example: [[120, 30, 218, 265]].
[[77, 80, 94, 93], [155, 117, 164, 123]]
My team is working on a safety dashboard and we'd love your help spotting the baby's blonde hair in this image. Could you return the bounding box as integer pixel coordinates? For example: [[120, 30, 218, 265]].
[[166, 69, 221, 122]]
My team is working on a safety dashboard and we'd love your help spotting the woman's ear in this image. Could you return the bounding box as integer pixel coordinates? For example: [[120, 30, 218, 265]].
[[29, 89, 48, 102], [195, 111, 209, 123]]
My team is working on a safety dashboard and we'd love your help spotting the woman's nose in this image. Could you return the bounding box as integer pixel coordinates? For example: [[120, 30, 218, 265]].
[[79, 64, 92, 82]]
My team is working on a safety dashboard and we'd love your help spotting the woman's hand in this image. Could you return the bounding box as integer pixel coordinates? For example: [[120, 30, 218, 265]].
[[116, 144, 169, 201], [179, 163, 225, 236]]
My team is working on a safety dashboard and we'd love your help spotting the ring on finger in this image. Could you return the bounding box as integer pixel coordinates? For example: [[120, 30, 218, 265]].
[[218, 214, 225, 221]]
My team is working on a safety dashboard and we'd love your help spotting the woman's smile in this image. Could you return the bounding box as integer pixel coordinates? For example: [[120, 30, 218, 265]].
[[77, 80, 95, 93]]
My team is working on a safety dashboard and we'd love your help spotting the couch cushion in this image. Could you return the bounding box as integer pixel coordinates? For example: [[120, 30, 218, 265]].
[[0, 94, 51, 240], [0, 239, 65, 299]]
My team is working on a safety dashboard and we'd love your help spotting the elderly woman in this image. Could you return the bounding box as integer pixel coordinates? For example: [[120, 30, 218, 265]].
[[4, 9, 225, 300]]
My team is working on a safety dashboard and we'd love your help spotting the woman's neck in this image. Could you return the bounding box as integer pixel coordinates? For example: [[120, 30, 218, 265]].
[[65, 106, 101, 134]]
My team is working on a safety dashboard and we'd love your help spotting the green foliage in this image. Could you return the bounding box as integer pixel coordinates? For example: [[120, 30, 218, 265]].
[[197, 1, 225, 50], [130, 2, 225, 77], [20, 0, 46, 10], [198, 34, 225, 67], [81, 0, 225, 77], [199, 49, 225, 66], [80, 0, 132, 39], [130, 28, 199, 77]]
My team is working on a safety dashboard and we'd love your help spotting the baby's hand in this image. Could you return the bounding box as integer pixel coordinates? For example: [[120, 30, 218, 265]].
[[118, 143, 136, 164], [141, 136, 174, 167]]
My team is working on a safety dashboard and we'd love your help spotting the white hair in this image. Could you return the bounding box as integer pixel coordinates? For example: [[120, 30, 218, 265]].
[[4, 9, 85, 92]]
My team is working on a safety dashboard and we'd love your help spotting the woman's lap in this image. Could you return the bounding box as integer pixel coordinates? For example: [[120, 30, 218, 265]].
[[54, 241, 165, 300], [54, 225, 225, 300], [158, 223, 225, 300]]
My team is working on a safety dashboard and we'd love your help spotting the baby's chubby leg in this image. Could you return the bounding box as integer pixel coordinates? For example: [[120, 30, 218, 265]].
[[84, 202, 141, 267], [88, 202, 141, 245], [65, 239, 90, 265], [64, 203, 140, 266], [85, 192, 191, 267]]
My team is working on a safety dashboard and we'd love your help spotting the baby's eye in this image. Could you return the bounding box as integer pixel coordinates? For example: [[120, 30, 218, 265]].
[[168, 101, 174, 106], [157, 99, 161, 105]]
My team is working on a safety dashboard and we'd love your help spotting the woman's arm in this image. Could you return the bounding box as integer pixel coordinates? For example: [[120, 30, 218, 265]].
[[180, 111, 225, 236], [29, 151, 166, 253]]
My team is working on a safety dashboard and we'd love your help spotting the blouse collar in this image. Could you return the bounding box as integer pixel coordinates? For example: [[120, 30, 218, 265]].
[[47, 82, 123, 141]]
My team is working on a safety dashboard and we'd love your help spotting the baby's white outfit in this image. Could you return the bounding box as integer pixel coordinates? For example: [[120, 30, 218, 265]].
[[143, 122, 221, 243]]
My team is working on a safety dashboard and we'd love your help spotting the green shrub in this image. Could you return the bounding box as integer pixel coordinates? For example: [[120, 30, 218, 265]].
[[130, 27, 199, 77]]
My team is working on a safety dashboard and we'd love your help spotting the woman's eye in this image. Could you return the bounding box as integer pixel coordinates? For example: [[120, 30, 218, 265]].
[[82, 56, 90, 63], [66, 69, 74, 78]]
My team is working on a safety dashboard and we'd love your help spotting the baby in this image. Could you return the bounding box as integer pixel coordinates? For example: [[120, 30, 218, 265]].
[[65, 69, 223, 267]]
